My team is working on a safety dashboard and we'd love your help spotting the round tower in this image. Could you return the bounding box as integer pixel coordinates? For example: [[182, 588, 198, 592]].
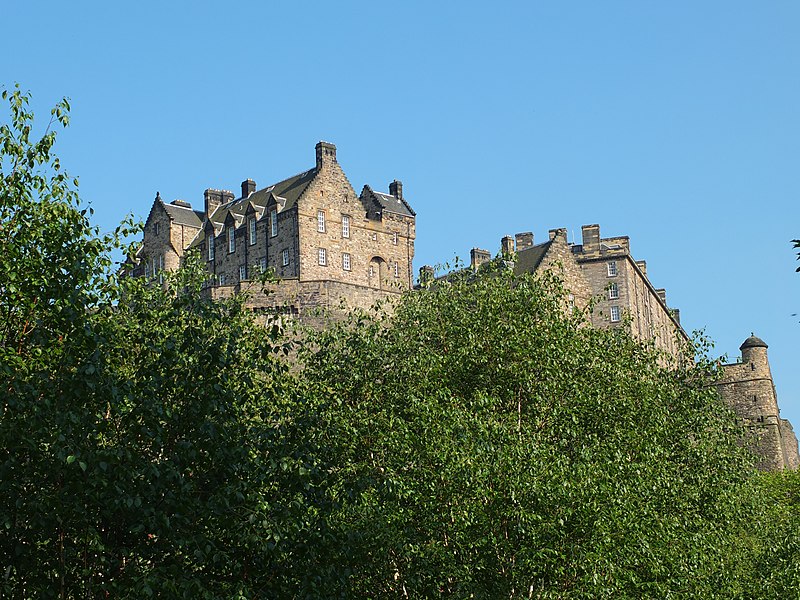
[[740, 334, 771, 377]]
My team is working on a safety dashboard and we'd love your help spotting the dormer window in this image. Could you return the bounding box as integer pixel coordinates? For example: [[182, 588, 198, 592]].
[[270, 209, 278, 237], [208, 236, 215, 261], [318, 210, 326, 233], [228, 226, 235, 253], [249, 218, 256, 245]]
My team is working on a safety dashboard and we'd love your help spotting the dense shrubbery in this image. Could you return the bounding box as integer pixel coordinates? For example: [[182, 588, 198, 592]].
[[2, 87, 799, 598]]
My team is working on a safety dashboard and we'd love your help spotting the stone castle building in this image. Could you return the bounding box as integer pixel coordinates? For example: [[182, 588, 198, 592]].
[[130, 141, 796, 470], [463, 223, 689, 359], [717, 335, 799, 471], [130, 141, 416, 320]]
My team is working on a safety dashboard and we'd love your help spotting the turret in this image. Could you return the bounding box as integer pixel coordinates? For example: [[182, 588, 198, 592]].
[[740, 334, 771, 376]]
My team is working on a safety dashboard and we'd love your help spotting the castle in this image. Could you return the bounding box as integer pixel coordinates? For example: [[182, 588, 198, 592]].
[[130, 141, 798, 470]]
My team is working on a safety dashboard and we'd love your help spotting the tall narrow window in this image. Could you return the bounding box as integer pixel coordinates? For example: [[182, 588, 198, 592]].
[[393, 232, 398, 245], [154, 222, 160, 236], [341, 215, 350, 238], [607, 261, 617, 277], [317, 210, 326, 233], [318, 247, 327, 266], [259, 257, 267, 273], [219, 274, 226, 285], [228, 227, 235, 253], [239, 265, 246, 281], [249, 218, 256, 245], [394, 262, 399, 277], [342, 252, 351, 271], [282, 249, 289, 266], [208, 236, 215, 261], [270, 209, 278, 237], [608, 282, 619, 300], [610, 306, 621, 322]]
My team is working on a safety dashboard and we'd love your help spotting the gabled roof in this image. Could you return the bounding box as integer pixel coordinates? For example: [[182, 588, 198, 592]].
[[361, 186, 415, 217], [208, 168, 317, 227], [163, 202, 204, 228], [515, 241, 553, 274]]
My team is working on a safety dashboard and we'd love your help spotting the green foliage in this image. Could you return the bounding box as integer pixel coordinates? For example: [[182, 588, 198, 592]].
[[304, 268, 755, 598]]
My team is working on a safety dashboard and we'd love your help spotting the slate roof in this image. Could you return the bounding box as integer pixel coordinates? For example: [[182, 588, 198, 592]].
[[740, 335, 768, 350], [163, 202, 205, 228], [372, 190, 416, 217], [208, 168, 317, 228], [515, 241, 552, 274]]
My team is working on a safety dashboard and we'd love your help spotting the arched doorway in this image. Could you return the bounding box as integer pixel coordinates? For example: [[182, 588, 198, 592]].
[[368, 256, 388, 290]]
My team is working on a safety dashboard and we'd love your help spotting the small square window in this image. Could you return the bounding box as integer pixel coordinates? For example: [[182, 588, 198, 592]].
[[342, 215, 350, 238], [610, 306, 621, 322], [318, 247, 327, 266], [607, 261, 617, 277], [608, 282, 619, 300], [239, 265, 247, 281], [318, 210, 326, 233], [342, 252, 351, 271], [270, 209, 278, 237], [249, 218, 256, 245], [282, 249, 289, 267]]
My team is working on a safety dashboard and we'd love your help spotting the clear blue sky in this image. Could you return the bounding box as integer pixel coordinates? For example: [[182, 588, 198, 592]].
[[5, 2, 800, 424]]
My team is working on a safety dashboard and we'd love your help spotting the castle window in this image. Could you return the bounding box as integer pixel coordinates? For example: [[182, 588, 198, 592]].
[[228, 227, 235, 253], [249, 218, 256, 245], [369, 264, 374, 277], [260, 257, 267, 273], [270, 209, 278, 237], [158, 254, 164, 272], [282, 249, 289, 267], [393, 232, 398, 245], [318, 247, 327, 266], [610, 306, 621, 322], [154, 222, 160, 236], [342, 215, 350, 238], [342, 252, 351, 271], [219, 274, 226, 285], [208, 236, 215, 261], [239, 265, 247, 281], [607, 261, 617, 277], [608, 282, 619, 300], [394, 262, 399, 278], [318, 210, 326, 233]]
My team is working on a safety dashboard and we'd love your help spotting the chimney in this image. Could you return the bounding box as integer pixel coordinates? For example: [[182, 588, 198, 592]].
[[671, 308, 680, 325], [656, 288, 667, 304], [515, 232, 534, 252], [204, 189, 222, 217], [171, 199, 192, 208], [221, 190, 235, 204], [500, 235, 515, 256], [470, 248, 491, 271], [419, 265, 434, 286], [549, 228, 567, 241], [315, 141, 337, 169], [636, 260, 647, 276], [389, 179, 403, 199], [241, 179, 256, 198], [581, 224, 600, 253]]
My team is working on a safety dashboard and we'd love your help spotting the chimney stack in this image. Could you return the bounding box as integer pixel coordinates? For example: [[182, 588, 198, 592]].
[[419, 265, 435, 286], [500, 235, 515, 256], [315, 141, 337, 170], [470, 248, 491, 271], [241, 179, 256, 198], [204, 189, 222, 217], [515, 232, 534, 252], [636, 260, 647, 276], [581, 224, 600, 253], [389, 179, 403, 199]]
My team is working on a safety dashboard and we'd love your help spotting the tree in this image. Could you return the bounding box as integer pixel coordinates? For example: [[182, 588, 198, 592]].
[[302, 266, 756, 598], [0, 87, 339, 598]]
